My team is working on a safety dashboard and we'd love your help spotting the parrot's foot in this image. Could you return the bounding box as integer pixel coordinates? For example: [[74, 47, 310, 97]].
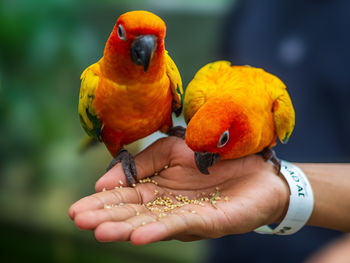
[[106, 149, 137, 186], [259, 148, 281, 174], [167, 126, 186, 139]]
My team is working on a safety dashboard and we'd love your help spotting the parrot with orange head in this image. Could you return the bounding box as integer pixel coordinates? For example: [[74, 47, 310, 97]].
[[78, 11, 183, 185], [184, 61, 295, 174]]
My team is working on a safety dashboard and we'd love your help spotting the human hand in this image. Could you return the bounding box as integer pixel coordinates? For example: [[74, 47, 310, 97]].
[[69, 137, 289, 245]]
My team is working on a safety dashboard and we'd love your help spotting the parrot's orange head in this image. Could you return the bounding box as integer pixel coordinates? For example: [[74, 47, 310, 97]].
[[185, 98, 251, 174], [105, 10, 166, 75]]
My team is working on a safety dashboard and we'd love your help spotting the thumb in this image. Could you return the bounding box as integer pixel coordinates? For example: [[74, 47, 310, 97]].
[[95, 137, 178, 192]]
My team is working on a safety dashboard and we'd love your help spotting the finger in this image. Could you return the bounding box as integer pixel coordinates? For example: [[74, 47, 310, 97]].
[[130, 209, 209, 245], [94, 206, 204, 243], [95, 137, 179, 192], [95, 164, 128, 192], [94, 221, 133, 242], [94, 211, 159, 242], [74, 204, 148, 230], [69, 187, 142, 220]]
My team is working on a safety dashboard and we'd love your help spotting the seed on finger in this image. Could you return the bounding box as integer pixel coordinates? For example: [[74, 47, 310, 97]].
[[151, 179, 158, 185], [138, 177, 158, 186]]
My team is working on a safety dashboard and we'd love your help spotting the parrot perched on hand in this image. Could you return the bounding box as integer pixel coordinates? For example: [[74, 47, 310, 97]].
[[184, 61, 295, 174], [78, 10, 183, 185]]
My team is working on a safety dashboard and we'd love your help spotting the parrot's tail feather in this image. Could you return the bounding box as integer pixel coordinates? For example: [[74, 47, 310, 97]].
[[78, 136, 100, 154]]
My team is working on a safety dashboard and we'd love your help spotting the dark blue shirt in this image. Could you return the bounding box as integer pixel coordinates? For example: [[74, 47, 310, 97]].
[[207, 0, 350, 262]]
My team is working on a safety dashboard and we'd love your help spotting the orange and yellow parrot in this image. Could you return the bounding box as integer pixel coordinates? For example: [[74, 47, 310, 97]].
[[78, 11, 183, 185], [184, 61, 295, 174]]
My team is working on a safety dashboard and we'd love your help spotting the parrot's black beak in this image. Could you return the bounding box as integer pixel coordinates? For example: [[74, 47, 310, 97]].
[[194, 152, 221, 174], [130, 35, 157, 72]]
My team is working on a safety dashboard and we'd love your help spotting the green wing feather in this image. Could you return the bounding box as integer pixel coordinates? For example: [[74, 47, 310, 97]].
[[165, 51, 183, 116], [78, 63, 103, 141]]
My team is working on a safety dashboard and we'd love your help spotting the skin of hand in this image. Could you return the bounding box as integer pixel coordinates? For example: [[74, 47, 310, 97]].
[[304, 234, 350, 263], [69, 136, 290, 245]]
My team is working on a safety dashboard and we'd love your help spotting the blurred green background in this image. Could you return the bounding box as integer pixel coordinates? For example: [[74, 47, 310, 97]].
[[0, 0, 234, 262]]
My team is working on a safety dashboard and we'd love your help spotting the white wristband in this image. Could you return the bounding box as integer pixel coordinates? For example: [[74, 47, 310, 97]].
[[254, 160, 314, 235]]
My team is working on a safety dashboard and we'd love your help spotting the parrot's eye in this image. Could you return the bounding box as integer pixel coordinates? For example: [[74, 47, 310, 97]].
[[117, 24, 127, 41], [217, 130, 229, 148]]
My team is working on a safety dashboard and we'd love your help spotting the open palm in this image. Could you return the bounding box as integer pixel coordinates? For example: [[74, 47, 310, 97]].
[[69, 137, 288, 245]]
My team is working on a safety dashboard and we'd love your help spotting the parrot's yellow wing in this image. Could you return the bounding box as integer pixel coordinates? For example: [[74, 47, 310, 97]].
[[78, 62, 103, 141], [273, 89, 295, 144], [165, 51, 183, 116]]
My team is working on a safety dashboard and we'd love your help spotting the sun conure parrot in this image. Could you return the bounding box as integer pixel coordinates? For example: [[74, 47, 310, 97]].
[[184, 61, 295, 174], [78, 10, 183, 185]]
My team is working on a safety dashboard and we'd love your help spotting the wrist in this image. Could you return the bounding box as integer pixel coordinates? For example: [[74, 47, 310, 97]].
[[257, 159, 290, 225], [273, 170, 290, 223], [255, 161, 314, 235]]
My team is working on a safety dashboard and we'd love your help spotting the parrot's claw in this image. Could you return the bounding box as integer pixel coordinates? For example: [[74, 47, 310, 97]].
[[167, 126, 186, 139], [259, 148, 281, 174], [106, 149, 137, 186]]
